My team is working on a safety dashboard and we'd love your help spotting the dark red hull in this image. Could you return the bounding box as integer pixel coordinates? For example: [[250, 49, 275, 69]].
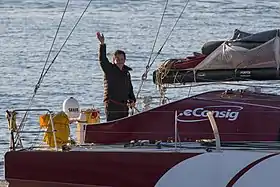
[[85, 90, 280, 144], [5, 150, 199, 187]]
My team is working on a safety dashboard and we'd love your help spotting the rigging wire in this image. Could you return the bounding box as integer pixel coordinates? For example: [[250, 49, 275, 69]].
[[136, 0, 169, 99], [40, 0, 93, 83], [14, 0, 71, 147], [37, 0, 71, 94], [136, 0, 191, 99], [149, 0, 191, 71], [15, 0, 94, 147]]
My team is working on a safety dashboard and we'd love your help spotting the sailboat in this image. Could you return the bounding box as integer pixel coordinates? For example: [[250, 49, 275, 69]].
[[4, 1, 280, 187]]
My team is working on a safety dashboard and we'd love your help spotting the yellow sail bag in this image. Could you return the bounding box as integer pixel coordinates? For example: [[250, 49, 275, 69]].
[[39, 111, 70, 148]]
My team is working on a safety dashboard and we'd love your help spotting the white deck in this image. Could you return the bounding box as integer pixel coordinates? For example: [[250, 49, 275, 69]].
[[30, 141, 280, 154]]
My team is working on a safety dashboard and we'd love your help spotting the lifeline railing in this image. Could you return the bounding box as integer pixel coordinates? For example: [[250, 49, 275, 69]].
[[7, 108, 279, 152], [6, 108, 58, 151]]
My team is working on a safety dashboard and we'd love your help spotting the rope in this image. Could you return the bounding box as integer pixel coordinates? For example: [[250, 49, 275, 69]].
[[155, 59, 175, 86], [154, 59, 177, 103], [153, 58, 280, 101]]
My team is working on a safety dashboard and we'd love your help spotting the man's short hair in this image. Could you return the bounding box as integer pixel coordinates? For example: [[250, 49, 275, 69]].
[[114, 50, 126, 60]]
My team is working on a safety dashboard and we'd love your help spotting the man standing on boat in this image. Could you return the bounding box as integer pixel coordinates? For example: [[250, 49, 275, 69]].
[[96, 32, 136, 121]]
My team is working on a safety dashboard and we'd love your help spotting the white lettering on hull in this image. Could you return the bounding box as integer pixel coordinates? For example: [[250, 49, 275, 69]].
[[177, 105, 243, 122]]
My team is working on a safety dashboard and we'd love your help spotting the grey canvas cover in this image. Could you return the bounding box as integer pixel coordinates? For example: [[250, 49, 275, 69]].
[[194, 29, 280, 70]]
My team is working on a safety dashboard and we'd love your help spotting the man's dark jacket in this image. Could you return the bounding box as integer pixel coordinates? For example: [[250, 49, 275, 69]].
[[98, 44, 136, 105]]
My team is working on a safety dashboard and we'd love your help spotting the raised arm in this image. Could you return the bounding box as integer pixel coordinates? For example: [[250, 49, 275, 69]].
[[97, 32, 112, 73]]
